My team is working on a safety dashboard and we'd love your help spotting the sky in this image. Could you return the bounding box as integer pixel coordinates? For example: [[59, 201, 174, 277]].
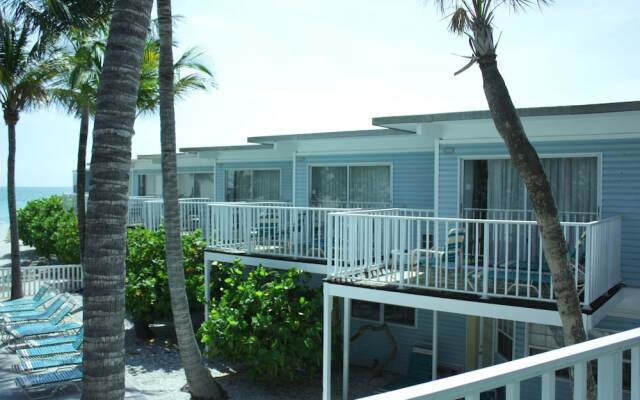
[[1, 0, 639, 187]]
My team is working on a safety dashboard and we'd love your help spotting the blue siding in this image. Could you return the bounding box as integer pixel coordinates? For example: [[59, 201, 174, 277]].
[[350, 309, 466, 375], [214, 161, 293, 202], [438, 139, 640, 286], [295, 152, 434, 209]]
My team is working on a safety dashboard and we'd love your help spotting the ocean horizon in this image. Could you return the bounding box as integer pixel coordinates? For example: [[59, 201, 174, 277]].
[[0, 186, 72, 224]]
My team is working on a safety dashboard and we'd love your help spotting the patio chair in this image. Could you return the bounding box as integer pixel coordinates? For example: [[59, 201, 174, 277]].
[[411, 228, 468, 286], [12, 329, 83, 352], [0, 290, 57, 315], [0, 284, 51, 308], [17, 329, 83, 358], [15, 366, 82, 400], [2, 294, 69, 325], [378, 345, 433, 393], [2, 304, 81, 344], [15, 353, 82, 373]]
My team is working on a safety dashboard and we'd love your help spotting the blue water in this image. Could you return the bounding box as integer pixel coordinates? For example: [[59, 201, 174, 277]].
[[0, 187, 72, 224]]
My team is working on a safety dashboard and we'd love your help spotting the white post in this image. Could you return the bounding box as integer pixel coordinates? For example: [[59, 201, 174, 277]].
[[482, 222, 489, 299], [506, 382, 520, 400], [573, 362, 587, 400], [598, 352, 623, 400], [432, 310, 438, 380], [541, 371, 556, 400], [292, 151, 297, 206], [323, 284, 333, 400], [342, 297, 351, 400], [434, 136, 439, 217], [584, 224, 592, 307]]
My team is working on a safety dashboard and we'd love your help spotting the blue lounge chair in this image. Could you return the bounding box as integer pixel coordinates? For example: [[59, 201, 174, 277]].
[[2, 294, 69, 325], [3, 304, 81, 344], [12, 330, 82, 352], [0, 284, 51, 308], [17, 329, 83, 358], [15, 366, 82, 399], [0, 291, 57, 315], [16, 353, 83, 373]]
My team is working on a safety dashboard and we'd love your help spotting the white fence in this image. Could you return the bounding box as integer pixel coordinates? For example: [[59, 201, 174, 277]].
[[359, 326, 640, 400], [208, 203, 354, 260], [138, 197, 211, 232], [328, 210, 621, 305], [0, 264, 83, 299], [128, 196, 160, 225], [462, 208, 600, 223]]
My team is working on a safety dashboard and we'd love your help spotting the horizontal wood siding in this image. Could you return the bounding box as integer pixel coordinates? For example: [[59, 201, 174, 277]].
[[295, 152, 434, 208], [438, 139, 640, 286], [349, 309, 466, 375], [214, 161, 293, 202]]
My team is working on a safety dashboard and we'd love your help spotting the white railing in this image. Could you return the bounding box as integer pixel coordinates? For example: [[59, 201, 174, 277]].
[[208, 203, 357, 260], [462, 208, 600, 223], [328, 210, 621, 305], [0, 264, 83, 299], [140, 197, 212, 232], [128, 195, 160, 225], [359, 327, 640, 400]]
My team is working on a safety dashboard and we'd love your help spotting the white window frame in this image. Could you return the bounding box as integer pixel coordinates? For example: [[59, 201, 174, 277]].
[[307, 162, 393, 208], [350, 300, 418, 329], [224, 168, 282, 202], [457, 153, 603, 218]]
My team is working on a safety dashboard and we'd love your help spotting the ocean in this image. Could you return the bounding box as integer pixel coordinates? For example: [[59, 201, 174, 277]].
[[0, 187, 72, 224]]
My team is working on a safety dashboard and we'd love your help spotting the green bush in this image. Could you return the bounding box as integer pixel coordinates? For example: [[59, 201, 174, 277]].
[[125, 227, 208, 332], [17, 196, 80, 262], [199, 263, 323, 383]]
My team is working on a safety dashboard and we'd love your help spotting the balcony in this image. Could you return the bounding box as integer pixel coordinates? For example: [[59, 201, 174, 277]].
[[327, 209, 622, 307]]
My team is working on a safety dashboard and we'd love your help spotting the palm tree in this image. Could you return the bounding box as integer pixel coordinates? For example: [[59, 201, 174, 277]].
[[429, 0, 593, 396], [80, 0, 153, 398], [0, 12, 61, 299], [156, 0, 225, 398], [52, 30, 104, 260]]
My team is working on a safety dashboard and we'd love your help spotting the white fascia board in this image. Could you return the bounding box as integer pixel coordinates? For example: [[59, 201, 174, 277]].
[[204, 251, 326, 275], [324, 283, 565, 326], [295, 134, 434, 155]]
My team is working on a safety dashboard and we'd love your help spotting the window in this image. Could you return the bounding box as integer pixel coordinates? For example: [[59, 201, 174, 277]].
[[178, 172, 214, 198], [310, 164, 391, 208], [225, 169, 280, 201], [351, 300, 415, 327], [497, 319, 514, 360], [137, 174, 162, 196]]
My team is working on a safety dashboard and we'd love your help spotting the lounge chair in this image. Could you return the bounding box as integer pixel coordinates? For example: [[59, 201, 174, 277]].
[[378, 345, 433, 393], [2, 294, 69, 325], [17, 329, 83, 358], [0, 291, 57, 315], [15, 366, 82, 399], [0, 284, 51, 308], [2, 304, 81, 344], [12, 329, 82, 352], [15, 353, 83, 373]]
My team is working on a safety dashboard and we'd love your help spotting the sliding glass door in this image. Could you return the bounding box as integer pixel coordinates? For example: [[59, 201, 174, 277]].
[[177, 172, 214, 198], [309, 164, 391, 208], [462, 156, 599, 221], [225, 169, 280, 201]]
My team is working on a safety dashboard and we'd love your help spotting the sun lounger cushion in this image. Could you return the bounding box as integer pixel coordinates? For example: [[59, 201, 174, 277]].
[[15, 366, 82, 389], [19, 354, 82, 372]]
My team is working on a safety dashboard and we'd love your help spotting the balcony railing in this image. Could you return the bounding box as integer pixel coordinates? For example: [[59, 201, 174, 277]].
[[359, 327, 640, 400], [462, 208, 600, 223], [328, 209, 621, 305], [0, 265, 83, 299], [208, 203, 356, 261]]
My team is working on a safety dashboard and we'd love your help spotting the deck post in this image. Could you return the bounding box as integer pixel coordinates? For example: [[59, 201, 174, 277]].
[[432, 310, 438, 380], [598, 352, 623, 400], [342, 297, 351, 400], [323, 284, 333, 400], [482, 222, 489, 299]]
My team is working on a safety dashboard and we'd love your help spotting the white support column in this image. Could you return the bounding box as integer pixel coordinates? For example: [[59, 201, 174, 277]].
[[434, 137, 440, 217], [292, 151, 297, 206], [342, 297, 351, 400], [505, 382, 520, 400], [598, 352, 623, 400], [432, 310, 438, 380], [323, 284, 334, 400]]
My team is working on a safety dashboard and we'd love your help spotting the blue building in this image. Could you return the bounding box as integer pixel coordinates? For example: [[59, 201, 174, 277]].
[[127, 100, 640, 399]]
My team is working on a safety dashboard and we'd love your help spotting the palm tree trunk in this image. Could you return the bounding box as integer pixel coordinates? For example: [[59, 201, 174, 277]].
[[7, 120, 22, 300], [477, 55, 595, 398], [81, 1, 153, 399], [76, 106, 89, 261], [157, 1, 226, 398]]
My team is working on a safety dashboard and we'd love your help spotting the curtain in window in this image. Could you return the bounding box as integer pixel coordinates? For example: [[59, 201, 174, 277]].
[[542, 158, 597, 214], [487, 159, 524, 211], [177, 174, 194, 198], [349, 166, 391, 208], [252, 170, 280, 201], [226, 170, 251, 201], [310, 166, 347, 207], [194, 173, 214, 198]]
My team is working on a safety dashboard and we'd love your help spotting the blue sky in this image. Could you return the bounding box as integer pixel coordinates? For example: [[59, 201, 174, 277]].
[[2, 0, 639, 187]]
